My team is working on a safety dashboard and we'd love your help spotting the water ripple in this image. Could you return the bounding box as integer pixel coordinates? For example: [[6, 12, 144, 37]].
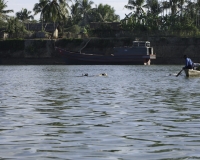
[[0, 65, 200, 159]]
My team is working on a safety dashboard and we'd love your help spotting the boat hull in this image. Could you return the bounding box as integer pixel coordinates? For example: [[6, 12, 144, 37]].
[[184, 69, 200, 77], [56, 47, 156, 65]]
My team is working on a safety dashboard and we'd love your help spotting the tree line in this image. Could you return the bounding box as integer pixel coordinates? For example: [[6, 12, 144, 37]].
[[1, 0, 200, 38]]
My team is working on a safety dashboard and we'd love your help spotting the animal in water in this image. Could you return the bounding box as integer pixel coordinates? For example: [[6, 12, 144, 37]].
[[82, 73, 88, 76], [168, 73, 178, 76], [99, 73, 107, 76]]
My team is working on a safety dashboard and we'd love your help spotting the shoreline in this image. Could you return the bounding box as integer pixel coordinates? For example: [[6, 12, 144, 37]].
[[0, 57, 184, 65], [1, 37, 200, 65]]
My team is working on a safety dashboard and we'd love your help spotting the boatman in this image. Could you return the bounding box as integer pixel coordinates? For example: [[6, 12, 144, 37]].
[[182, 55, 194, 69]]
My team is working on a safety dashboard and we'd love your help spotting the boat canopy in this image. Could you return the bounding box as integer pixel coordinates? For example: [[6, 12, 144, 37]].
[[133, 41, 150, 47]]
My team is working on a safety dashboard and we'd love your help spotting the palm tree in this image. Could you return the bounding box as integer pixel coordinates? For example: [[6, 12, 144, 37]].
[[59, 1, 70, 34], [77, 0, 94, 16], [0, 0, 13, 20], [161, 1, 170, 17], [144, 0, 162, 15], [124, 0, 145, 23], [70, 1, 81, 22], [95, 4, 120, 22], [41, 0, 65, 32], [60, 1, 70, 18], [178, 0, 185, 18], [169, 0, 179, 15], [185, 0, 196, 22], [34, 0, 67, 30], [33, 0, 49, 16], [16, 8, 34, 22], [16, 8, 34, 31], [33, 0, 51, 31]]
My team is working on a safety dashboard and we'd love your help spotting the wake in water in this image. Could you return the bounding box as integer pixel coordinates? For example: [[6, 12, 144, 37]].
[[166, 73, 180, 76]]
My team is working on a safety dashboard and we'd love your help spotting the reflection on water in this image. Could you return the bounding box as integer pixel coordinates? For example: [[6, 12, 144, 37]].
[[0, 65, 200, 160]]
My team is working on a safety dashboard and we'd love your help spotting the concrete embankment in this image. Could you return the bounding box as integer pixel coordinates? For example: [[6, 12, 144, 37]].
[[0, 39, 65, 65], [0, 37, 200, 65], [149, 37, 200, 64]]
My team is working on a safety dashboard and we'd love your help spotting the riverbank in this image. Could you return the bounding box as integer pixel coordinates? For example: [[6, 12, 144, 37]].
[[1, 37, 200, 65]]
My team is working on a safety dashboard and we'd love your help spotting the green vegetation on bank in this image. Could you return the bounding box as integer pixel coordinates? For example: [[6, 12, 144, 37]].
[[1, 0, 200, 39]]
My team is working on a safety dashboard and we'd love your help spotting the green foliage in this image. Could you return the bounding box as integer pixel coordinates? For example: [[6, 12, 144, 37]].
[[41, 0, 63, 23], [0, 19, 7, 28], [0, 0, 13, 20], [6, 17, 28, 38], [64, 25, 81, 34], [16, 8, 34, 22], [89, 23, 118, 37]]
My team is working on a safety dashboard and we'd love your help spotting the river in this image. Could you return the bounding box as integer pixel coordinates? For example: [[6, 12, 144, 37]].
[[0, 65, 200, 160]]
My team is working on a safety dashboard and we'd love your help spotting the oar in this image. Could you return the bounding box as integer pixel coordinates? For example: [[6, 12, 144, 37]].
[[176, 69, 183, 77]]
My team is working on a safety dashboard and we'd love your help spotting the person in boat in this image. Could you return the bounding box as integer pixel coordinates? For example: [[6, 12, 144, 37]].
[[182, 55, 194, 69]]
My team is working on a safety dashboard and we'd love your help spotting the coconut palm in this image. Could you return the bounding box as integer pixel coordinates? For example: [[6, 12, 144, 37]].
[[77, 0, 94, 16], [33, 0, 52, 31], [59, 1, 70, 34], [71, 0, 94, 26], [33, 0, 49, 16], [169, 0, 179, 15], [16, 8, 34, 22], [161, 1, 170, 16], [60, 1, 70, 18], [41, 0, 67, 32], [178, 0, 185, 18], [184, 0, 196, 22], [125, 0, 145, 23], [33, 0, 68, 15], [16, 8, 34, 31], [144, 0, 162, 15], [69, 2, 82, 25], [124, 0, 145, 31], [34, 0, 67, 23], [0, 0, 13, 20], [41, 0, 61, 22], [94, 4, 120, 22]]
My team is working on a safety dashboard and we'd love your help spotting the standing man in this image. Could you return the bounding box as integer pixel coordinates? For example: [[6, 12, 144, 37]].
[[183, 55, 194, 69]]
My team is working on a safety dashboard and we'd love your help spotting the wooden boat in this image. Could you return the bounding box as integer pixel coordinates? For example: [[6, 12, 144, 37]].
[[184, 69, 200, 77], [55, 41, 156, 65]]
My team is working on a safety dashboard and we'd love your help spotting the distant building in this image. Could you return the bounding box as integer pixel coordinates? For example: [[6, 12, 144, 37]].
[[25, 23, 58, 32], [25, 23, 59, 39]]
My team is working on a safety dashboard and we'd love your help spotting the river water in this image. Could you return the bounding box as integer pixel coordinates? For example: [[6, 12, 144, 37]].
[[0, 65, 200, 160]]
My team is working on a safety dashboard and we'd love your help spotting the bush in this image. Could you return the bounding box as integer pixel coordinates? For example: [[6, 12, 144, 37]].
[[64, 25, 81, 34]]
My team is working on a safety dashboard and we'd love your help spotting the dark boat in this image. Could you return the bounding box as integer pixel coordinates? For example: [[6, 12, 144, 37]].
[[55, 41, 156, 65]]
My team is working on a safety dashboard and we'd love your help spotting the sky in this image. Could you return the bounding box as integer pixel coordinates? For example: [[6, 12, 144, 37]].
[[6, 0, 131, 20]]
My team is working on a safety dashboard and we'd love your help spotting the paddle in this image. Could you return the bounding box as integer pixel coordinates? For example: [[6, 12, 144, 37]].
[[176, 69, 183, 77]]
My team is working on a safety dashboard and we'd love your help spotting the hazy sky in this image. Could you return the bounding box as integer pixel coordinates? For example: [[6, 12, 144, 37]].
[[6, 0, 131, 20]]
